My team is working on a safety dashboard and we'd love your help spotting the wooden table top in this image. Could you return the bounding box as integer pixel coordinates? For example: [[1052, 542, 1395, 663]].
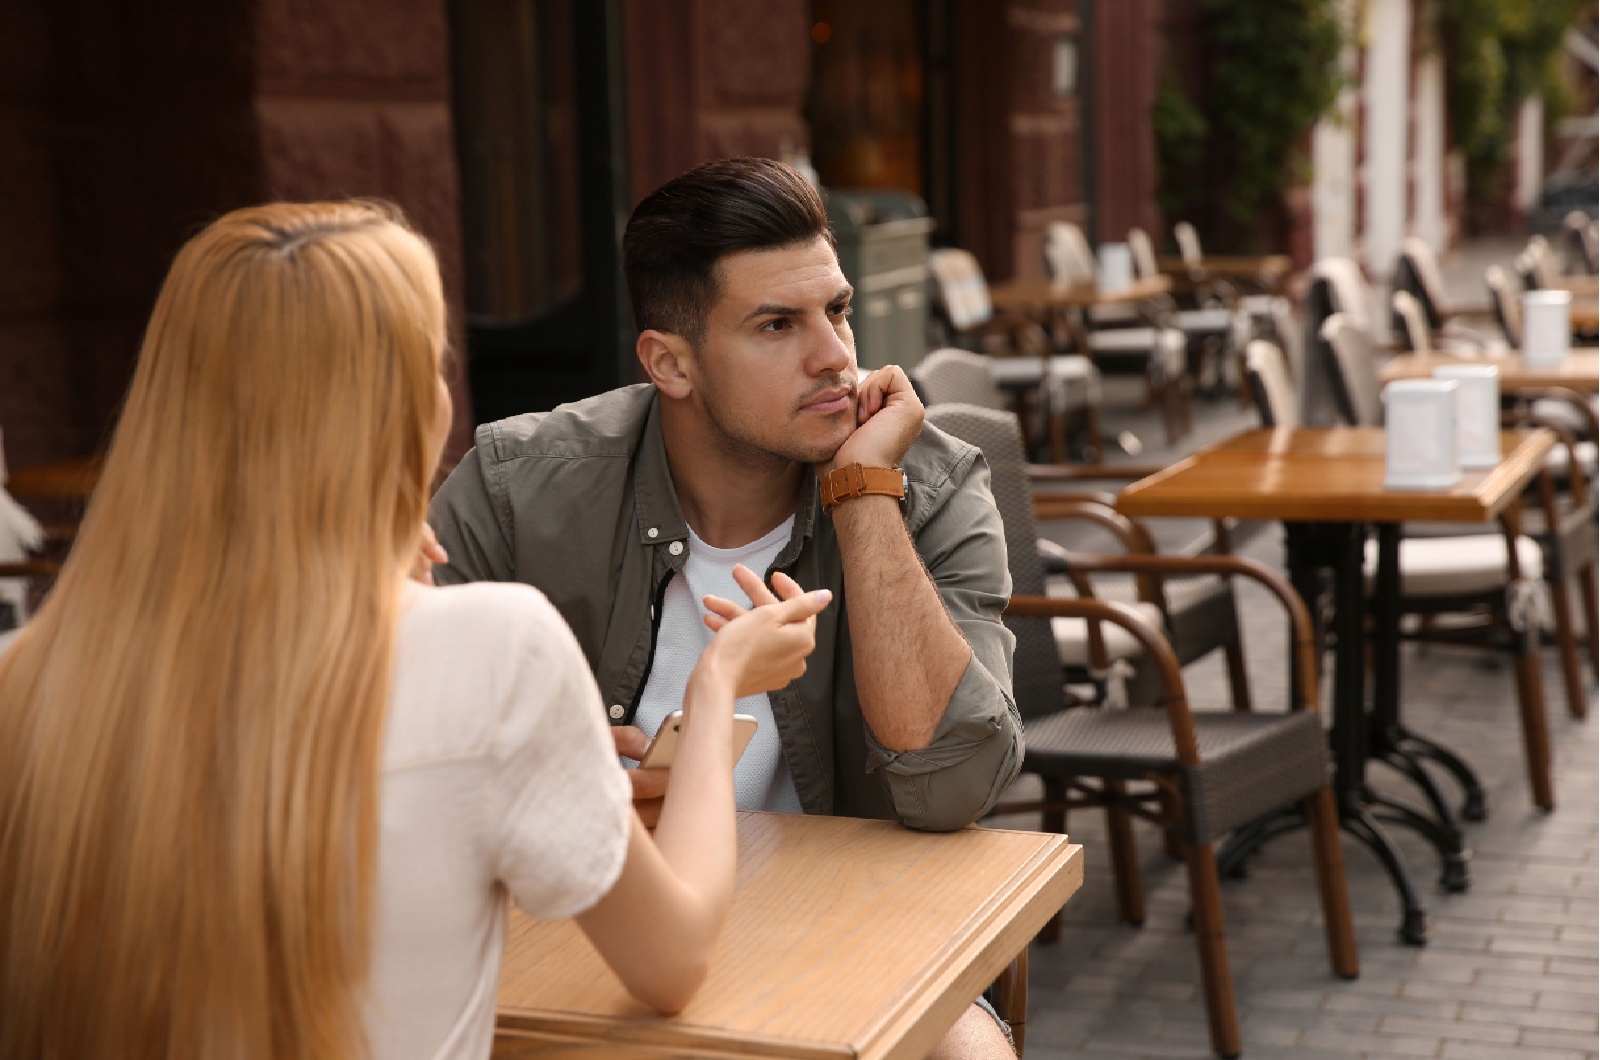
[[1156, 254, 1292, 283], [1378, 349, 1599, 392], [1117, 427, 1554, 524], [988, 274, 1171, 311], [494, 811, 1083, 1060], [6, 456, 102, 500], [1552, 276, 1598, 297]]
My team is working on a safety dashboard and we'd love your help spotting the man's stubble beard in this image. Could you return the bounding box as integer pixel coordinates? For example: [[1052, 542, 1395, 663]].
[[697, 373, 853, 469]]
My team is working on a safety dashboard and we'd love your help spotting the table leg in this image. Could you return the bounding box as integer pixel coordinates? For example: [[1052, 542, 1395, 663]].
[[1366, 523, 1474, 891], [989, 947, 1028, 1056], [1254, 522, 1431, 944]]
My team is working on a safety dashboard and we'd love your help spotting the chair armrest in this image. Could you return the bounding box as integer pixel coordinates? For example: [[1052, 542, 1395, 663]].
[[1029, 497, 1164, 607], [0, 559, 61, 579], [1027, 463, 1173, 484], [1005, 592, 1200, 765], [7, 456, 102, 500], [1505, 386, 1599, 439], [1051, 551, 1321, 718]]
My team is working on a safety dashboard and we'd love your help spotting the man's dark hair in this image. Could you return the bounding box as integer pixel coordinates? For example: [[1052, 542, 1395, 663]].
[[623, 157, 834, 347]]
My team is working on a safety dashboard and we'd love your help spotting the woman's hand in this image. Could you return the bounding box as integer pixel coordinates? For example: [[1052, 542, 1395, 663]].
[[409, 523, 448, 585], [698, 566, 831, 699]]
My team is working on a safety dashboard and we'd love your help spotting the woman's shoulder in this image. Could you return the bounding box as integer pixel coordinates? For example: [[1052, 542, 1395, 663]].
[[388, 581, 597, 768], [402, 580, 570, 648]]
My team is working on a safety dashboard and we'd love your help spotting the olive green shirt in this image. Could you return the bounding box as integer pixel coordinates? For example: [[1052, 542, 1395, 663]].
[[428, 384, 1021, 831]]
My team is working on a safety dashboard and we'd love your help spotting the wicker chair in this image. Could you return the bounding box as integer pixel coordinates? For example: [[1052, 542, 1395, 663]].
[[1128, 226, 1247, 394], [926, 402, 1358, 1060], [1038, 223, 1193, 445], [914, 360, 1254, 711], [925, 253, 1105, 462]]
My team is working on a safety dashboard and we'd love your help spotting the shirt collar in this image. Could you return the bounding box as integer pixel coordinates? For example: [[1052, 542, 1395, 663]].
[[632, 388, 820, 564]]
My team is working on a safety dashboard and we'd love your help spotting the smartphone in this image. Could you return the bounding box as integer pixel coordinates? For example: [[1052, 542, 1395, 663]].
[[637, 711, 759, 770]]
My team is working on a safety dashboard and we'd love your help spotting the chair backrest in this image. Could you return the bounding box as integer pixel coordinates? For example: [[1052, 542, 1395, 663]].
[[927, 248, 994, 331], [1127, 227, 1159, 280], [1394, 237, 1450, 331], [1564, 210, 1598, 274], [1244, 340, 1300, 428], [1301, 258, 1370, 425], [1391, 289, 1433, 355], [1524, 235, 1560, 289], [1042, 222, 1096, 284], [912, 348, 1009, 411], [1173, 221, 1203, 269], [922, 404, 1067, 721], [1320, 312, 1383, 427], [1484, 265, 1521, 346]]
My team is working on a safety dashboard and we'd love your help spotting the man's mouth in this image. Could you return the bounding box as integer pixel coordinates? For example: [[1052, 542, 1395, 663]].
[[799, 386, 853, 415]]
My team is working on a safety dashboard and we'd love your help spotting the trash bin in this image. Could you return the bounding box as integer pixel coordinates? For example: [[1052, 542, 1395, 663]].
[[823, 189, 934, 373]]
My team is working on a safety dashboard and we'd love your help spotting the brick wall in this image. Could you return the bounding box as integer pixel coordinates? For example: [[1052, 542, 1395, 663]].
[[626, 0, 812, 206], [252, 0, 473, 463], [0, 0, 474, 474]]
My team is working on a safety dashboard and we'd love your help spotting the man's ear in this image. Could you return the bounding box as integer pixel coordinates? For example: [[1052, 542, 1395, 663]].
[[637, 329, 696, 399]]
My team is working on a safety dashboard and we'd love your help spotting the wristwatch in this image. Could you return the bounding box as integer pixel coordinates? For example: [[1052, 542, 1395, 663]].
[[819, 463, 908, 513]]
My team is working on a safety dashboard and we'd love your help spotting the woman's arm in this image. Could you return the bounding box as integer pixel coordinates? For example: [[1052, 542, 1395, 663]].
[[575, 569, 828, 1013]]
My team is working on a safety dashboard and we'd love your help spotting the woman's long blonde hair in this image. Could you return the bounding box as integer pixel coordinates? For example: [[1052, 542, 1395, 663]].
[[0, 201, 447, 1059]]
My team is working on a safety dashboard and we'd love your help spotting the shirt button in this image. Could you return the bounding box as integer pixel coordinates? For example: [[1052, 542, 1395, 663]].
[[646, 527, 659, 539], [668, 541, 685, 556], [608, 704, 625, 720]]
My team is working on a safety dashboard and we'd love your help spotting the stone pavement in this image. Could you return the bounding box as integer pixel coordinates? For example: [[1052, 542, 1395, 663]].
[[991, 241, 1598, 1058]]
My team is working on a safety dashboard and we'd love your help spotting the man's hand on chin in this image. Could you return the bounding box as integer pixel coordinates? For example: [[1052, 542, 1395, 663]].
[[818, 365, 924, 476], [613, 725, 667, 828]]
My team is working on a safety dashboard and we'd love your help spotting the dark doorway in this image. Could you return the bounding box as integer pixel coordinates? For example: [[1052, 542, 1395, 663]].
[[449, 0, 634, 424]]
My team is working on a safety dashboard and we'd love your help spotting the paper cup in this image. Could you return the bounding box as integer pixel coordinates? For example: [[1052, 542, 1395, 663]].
[[1522, 290, 1571, 366], [1097, 243, 1133, 292], [1433, 363, 1500, 469]]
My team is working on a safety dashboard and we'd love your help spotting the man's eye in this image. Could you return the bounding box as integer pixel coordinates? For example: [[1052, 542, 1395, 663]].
[[831, 304, 853, 319], [760, 318, 788, 333]]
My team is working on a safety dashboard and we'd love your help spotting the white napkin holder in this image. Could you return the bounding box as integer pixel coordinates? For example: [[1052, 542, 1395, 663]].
[[1521, 290, 1571, 366], [1432, 363, 1500, 469], [1382, 379, 1461, 490], [1096, 243, 1133, 292]]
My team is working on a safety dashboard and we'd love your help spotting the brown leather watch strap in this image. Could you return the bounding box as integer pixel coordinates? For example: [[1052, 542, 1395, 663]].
[[819, 463, 907, 513]]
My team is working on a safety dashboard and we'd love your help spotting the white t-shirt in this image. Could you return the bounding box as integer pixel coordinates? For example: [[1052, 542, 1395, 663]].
[[363, 581, 632, 1060], [630, 517, 803, 814]]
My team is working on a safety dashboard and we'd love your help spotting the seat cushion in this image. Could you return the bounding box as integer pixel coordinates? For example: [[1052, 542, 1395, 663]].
[[1052, 600, 1165, 667], [1364, 533, 1544, 597], [1542, 440, 1598, 479], [1022, 707, 1330, 844], [1175, 307, 1234, 333]]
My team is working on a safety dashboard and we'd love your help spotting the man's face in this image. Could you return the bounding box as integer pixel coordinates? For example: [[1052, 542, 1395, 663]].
[[686, 236, 858, 465]]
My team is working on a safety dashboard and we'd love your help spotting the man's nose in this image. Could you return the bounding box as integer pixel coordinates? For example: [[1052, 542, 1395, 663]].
[[807, 316, 854, 375]]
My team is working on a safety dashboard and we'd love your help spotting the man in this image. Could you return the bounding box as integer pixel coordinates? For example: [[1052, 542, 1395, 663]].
[[429, 157, 1021, 1055]]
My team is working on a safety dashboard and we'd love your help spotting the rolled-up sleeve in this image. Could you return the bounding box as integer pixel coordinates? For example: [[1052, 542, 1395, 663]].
[[863, 453, 1023, 832]]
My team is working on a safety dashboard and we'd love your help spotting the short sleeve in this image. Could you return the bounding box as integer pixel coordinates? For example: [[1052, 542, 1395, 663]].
[[491, 599, 632, 920]]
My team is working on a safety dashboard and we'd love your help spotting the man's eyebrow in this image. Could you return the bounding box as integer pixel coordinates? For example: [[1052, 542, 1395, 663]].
[[739, 286, 856, 325]]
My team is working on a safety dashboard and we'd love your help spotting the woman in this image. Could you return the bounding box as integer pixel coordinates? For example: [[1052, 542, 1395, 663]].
[[0, 201, 828, 1059]]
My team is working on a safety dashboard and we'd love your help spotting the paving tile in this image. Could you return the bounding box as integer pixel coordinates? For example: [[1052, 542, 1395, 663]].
[[1439, 1039, 1588, 1060]]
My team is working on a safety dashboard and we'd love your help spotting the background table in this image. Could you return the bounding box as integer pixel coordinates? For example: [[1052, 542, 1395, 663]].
[[987, 274, 1171, 314], [1156, 253, 1292, 294], [1118, 428, 1553, 943], [495, 811, 1083, 1060], [1378, 349, 1599, 392]]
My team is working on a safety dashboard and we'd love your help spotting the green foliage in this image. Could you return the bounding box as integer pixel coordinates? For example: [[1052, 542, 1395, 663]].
[[1153, 80, 1209, 223], [1443, 0, 1585, 203], [1201, 0, 1348, 228]]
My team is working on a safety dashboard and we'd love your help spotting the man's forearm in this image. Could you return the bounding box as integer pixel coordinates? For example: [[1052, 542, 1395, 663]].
[[831, 496, 971, 751]]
